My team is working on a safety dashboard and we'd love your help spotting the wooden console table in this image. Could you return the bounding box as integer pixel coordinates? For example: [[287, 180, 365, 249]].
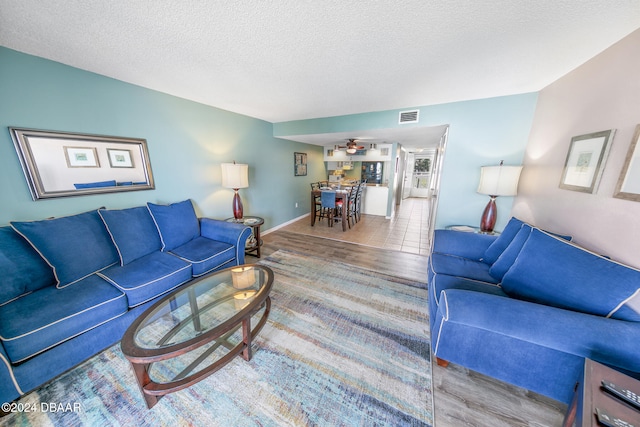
[[564, 359, 640, 426]]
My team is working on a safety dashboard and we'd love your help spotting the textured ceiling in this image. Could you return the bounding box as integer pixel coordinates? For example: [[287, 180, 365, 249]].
[[1, 0, 639, 125]]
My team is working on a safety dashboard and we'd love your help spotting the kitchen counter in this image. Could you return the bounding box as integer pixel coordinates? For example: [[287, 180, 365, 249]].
[[362, 185, 388, 216]]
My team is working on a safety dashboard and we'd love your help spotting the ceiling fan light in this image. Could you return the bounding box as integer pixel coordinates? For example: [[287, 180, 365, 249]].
[[346, 147, 357, 154]]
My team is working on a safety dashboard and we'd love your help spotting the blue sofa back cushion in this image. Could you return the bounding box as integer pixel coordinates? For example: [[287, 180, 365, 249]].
[[147, 200, 200, 251], [481, 217, 525, 265], [501, 229, 640, 321], [11, 210, 119, 289], [0, 227, 55, 304], [98, 207, 162, 265]]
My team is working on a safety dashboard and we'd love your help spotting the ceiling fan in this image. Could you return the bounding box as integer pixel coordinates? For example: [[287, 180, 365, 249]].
[[335, 139, 365, 154]]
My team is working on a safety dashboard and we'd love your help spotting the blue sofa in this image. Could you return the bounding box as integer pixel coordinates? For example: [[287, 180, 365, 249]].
[[0, 200, 252, 404], [429, 217, 640, 404]]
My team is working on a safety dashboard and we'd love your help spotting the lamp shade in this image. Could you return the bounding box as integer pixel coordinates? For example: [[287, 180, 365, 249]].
[[477, 165, 522, 197], [221, 163, 249, 189]]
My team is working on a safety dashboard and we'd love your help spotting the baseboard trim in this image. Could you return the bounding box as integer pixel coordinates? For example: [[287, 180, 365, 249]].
[[262, 213, 310, 236]]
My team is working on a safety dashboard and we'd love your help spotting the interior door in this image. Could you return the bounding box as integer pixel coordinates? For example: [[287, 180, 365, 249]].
[[402, 151, 413, 200], [395, 147, 407, 208], [410, 152, 434, 198]]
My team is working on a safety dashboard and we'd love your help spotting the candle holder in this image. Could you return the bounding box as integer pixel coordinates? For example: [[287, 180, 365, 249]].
[[231, 266, 256, 289]]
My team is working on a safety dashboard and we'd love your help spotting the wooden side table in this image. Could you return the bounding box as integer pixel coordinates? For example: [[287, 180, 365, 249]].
[[445, 225, 500, 235], [226, 216, 264, 258], [564, 359, 640, 426]]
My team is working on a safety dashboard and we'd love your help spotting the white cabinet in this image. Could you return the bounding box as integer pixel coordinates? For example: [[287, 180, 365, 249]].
[[324, 144, 392, 162], [326, 161, 353, 170]]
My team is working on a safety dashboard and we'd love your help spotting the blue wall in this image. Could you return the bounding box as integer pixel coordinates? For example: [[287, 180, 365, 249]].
[[0, 47, 325, 228], [275, 94, 539, 231]]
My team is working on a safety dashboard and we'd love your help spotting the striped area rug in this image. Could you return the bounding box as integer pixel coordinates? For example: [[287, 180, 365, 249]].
[[5, 249, 432, 426]]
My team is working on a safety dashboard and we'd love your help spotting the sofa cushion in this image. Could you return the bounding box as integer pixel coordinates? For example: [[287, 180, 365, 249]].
[[0, 274, 127, 363], [170, 236, 236, 277], [488, 225, 533, 281], [98, 207, 162, 265], [481, 217, 525, 265], [147, 200, 200, 251], [429, 252, 497, 284], [98, 251, 192, 307], [501, 229, 640, 321], [0, 227, 55, 305], [11, 210, 119, 288]]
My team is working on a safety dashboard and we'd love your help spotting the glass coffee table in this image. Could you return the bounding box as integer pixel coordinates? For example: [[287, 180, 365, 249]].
[[120, 264, 273, 408]]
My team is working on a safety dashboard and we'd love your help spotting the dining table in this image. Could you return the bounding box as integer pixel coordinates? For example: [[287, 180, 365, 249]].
[[310, 189, 349, 231]]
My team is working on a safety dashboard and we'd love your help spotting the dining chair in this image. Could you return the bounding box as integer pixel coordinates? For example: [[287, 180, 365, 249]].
[[310, 182, 322, 224], [355, 181, 366, 222], [346, 186, 358, 228], [319, 190, 337, 227]]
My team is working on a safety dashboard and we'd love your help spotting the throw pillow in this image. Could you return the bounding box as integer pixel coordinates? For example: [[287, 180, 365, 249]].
[[488, 224, 533, 281], [0, 226, 55, 304], [147, 200, 200, 251], [501, 229, 640, 321], [11, 210, 119, 288], [98, 206, 162, 265], [481, 217, 525, 264]]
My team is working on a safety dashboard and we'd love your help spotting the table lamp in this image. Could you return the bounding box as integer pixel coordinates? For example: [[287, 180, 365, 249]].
[[221, 161, 249, 221], [477, 161, 522, 233]]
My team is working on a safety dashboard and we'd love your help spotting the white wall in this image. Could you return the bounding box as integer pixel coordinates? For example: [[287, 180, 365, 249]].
[[512, 28, 640, 268]]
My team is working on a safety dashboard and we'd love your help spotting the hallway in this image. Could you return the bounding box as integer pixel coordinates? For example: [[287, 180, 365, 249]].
[[276, 197, 432, 256]]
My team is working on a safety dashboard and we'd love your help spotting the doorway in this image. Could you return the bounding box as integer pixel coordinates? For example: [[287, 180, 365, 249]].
[[405, 151, 435, 198]]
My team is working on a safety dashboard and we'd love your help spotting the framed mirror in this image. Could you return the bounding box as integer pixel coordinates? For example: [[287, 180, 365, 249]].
[[614, 124, 640, 202], [9, 127, 155, 200]]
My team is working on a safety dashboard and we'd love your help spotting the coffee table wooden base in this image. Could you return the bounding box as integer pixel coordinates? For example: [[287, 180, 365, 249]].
[[128, 297, 271, 408]]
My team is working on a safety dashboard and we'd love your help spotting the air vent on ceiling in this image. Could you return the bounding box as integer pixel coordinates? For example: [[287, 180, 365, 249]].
[[399, 110, 419, 124]]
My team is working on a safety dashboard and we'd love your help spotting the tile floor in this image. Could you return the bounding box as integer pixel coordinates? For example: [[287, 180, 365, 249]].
[[278, 197, 432, 256]]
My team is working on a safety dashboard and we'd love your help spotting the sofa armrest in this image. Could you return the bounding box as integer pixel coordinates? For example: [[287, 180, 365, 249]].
[[0, 340, 21, 404], [435, 289, 640, 373], [200, 218, 252, 265], [432, 229, 497, 260]]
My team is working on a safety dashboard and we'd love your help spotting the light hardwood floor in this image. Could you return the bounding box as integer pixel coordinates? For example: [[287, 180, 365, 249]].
[[258, 199, 567, 427]]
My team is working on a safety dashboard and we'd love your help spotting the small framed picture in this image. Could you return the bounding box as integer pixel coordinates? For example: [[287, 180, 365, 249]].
[[64, 146, 100, 168], [294, 152, 307, 176], [559, 130, 615, 193], [107, 149, 134, 168]]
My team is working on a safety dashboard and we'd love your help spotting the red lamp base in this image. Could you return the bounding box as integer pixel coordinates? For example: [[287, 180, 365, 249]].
[[480, 196, 497, 233], [232, 189, 243, 220]]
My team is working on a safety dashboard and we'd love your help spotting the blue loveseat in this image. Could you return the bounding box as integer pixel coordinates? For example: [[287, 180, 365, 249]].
[[429, 217, 640, 404], [0, 200, 252, 404]]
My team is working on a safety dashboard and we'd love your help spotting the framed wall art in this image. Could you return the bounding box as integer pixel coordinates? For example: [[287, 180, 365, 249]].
[[108, 148, 134, 168], [294, 152, 307, 176], [614, 124, 640, 201], [64, 147, 100, 168], [559, 129, 615, 193]]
